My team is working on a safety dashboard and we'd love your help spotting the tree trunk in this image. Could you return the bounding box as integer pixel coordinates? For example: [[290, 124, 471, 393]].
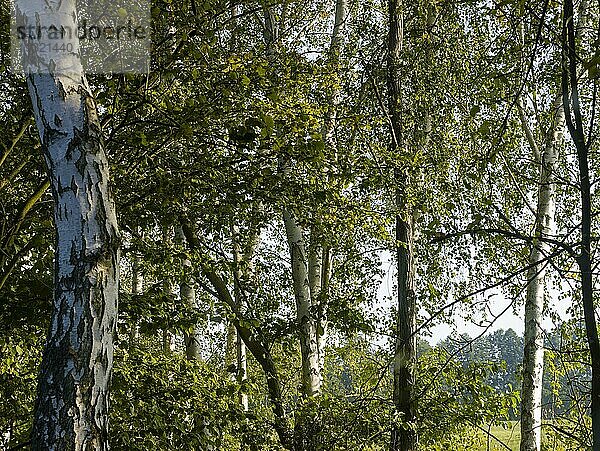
[[182, 282, 200, 360], [16, 1, 120, 449], [232, 224, 251, 410], [162, 226, 175, 354], [284, 209, 322, 398], [317, 247, 332, 377], [181, 221, 294, 448], [225, 321, 237, 372], [214, 269, 292, 448], [314, 0, 346, 377], [519, 3, 592, 444], [519, 95, 562, 451], [129, 249, 143, 348], [272, 1, 346, 446], [283, 210, 323, 451], [282, 0, 347, 407], [561, 0, 600, 446], [391, 208, 417, 451], [177, 227, 201, 361], [388, 0, 417, 450]]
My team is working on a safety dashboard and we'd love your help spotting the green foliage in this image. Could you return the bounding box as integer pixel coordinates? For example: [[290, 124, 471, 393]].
[[315, 336, 518, 450], [0, 330, 43, 449], [111, 342, 290, 450], [110, 346, 241, 450], [2, 0, 600, 448]]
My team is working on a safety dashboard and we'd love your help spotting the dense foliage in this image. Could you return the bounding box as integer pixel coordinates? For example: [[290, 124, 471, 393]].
[[1, 0, 600, 449]]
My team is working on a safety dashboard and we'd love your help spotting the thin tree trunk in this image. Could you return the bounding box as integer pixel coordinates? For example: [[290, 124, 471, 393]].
[[181, 222, 294, 449], [182, 282, 200, 360], [391, 207, 417, 451], [562, 0, 600, 446], [519, 95, 562, 451], [213, 271, 292, 448], [282, 0, 348, 405], [388, 0, 417, 450], [314, 0, 346, 377], [177, 227, 201, 360], [129, 249, 143, 348], [317, 247, 332, 375], [225, 321, 237, 372], [17, 1, 120, 449], [263, 6, 278, 56], [269, 2, 347, 446], [284, 210, 322, 398], [232, 224, 251, 410], [518, 3, 591, 445], [162, 226, 175, 354], [283, 210, 323, 451], [260, 1, 322, 400]]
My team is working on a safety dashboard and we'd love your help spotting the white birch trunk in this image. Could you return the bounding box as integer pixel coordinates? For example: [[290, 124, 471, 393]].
[[517, 5, 591, 445], [308, 235, 326, 386], [283, 210, 322, 397], [181, 273, 200, 360], [225, 321, 237, 374], [232, 224, 250, 410], [275, 3, 347, 446], [162, 226, 175, 354], [16, 1, 120, 449], [519, 97, 562, 451], [129, 251, 143, 347], [236, 331, 248, 410], [175, 226, 201, 360], [176, 227, 201, 361], [313, 0, 346, 379]]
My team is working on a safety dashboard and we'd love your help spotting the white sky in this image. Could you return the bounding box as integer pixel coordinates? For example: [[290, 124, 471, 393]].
[[375, 250, 572, 346]]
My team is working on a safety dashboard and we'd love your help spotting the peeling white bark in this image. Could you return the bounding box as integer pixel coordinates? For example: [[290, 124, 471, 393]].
[[16, 1, 120, 449]]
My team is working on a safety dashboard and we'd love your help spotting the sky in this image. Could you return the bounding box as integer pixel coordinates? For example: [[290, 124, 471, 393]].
[[376, 250, 572, 346]]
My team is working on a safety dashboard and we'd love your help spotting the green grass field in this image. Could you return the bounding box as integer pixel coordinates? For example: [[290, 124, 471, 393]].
[[475, 422, 520, 450], [473, 422, 570, 451]]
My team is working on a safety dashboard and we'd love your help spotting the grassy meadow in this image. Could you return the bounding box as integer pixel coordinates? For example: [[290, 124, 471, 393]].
[[472, 422, 572, 451]]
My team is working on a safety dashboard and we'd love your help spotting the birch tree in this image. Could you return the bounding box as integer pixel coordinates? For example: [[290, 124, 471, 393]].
[[518, 96, 562, 451], [181, 221, 294, 449], [231, 221, 262, 410], [177, 226, 201, 360], [518, 3, 588, 448], [387, 0, 417, 449], [15, 1, 120, 449], [281, 2, 346, 448], [283, 0, 347, 398]]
